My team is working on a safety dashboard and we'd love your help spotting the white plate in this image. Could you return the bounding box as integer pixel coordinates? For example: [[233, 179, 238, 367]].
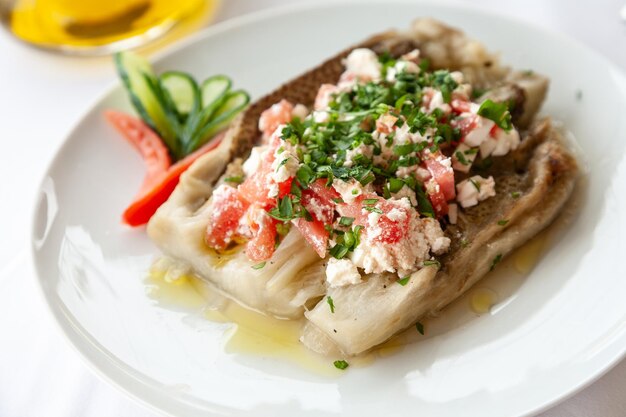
[[31, 1, 626, 416]]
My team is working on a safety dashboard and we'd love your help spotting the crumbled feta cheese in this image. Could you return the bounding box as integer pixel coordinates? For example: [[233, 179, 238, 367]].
[[387, 208, 407, 222], [269, 142, 299, 186], [242, 145, 268, 178], [332, 178, 372, 203], [463, 115, 495, 147], [422, 217, 451, 255], [426, 88, 451, 114], [343, 48, 382, 82], [451, 143, 478, 173], [292, 103, 309, 120], [325, 258, 362, 287], [237, 204, 267, 238], [450, 71, 464, 84], [350, 211, 449, 276], [385, 59, 420, 82], [344, 143, 373, 167], [456, 175, 496, 208], [492, 127, 520, 156]]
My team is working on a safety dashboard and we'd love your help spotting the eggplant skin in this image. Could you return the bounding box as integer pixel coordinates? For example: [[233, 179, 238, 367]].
[[147, 18, 578, 355]]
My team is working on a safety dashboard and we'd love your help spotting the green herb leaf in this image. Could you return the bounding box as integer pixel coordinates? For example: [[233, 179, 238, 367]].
[[329, 244, 349, 259], [415, 322, 425, 335], [477, 99, 512, 131], [497, 219, 509, 226], [251, 262, 266, 270], [423, 259, 441, 268], [333, 359, 349, 370], [339, 216, 355, 227], [224, 176, 244, 184], [327, 296, 336, 314], [397, 276, 411, 286], [490, 254, 503, 271], [511, 191, 521, 199], [455, 151, 468, 165]]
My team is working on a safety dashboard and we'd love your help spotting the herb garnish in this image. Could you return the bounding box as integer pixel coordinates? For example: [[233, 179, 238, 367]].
[[477, 99, 512, 131], [327, 295, 336, 313], [490, 254, 503, 271], [251, 262, 266, 270], [397, 276, 411, 286], [423, 259, 441, 268], [497, 219, 509, 226], [333, 360, 349, 370], [224, 176, 244, 184], [415, 322, 425, 335]]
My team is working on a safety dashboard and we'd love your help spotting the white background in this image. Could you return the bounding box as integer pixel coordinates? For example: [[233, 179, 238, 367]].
[[1, 1, 625, 416]]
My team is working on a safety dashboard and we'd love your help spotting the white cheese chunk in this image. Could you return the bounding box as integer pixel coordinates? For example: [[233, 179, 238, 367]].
[[326, 258, 362, 287], [456, 175, 496, 208], [452, 142, 478, 173], [242, 145, 268, 178], [343, 48, 382, 81]]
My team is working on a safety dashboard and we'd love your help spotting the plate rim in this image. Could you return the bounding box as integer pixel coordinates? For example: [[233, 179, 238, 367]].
[[29, 1, 626, 416]]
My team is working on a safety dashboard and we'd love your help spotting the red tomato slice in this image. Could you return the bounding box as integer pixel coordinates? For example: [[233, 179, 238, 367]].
[[205, 186, 249, 250], [258, 99, 294, 139], [245, 213, 278, 262], [423, 156, 456, 201], [452, 114, 478, 139], [426, 178, 449, 217], [293, 218, 329, 258]]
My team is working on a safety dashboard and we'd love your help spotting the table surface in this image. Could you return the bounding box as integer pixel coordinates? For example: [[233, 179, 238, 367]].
[[1, 1, 625, 416]]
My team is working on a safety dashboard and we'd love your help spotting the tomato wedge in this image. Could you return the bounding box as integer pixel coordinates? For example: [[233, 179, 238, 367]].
[[105, 111, 224, 227], [423, 157, 456, 201], [245, 212, 278, 262], [205, 185, 249, 250]]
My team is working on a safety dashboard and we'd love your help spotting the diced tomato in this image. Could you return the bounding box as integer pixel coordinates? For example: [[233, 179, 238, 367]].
[[489, 124, 499, 138], [423, 155, 456, 201], [452, 114, 478, 138], [258, 99, 294, 139], [451, 98, 471, 114], [338, 195, 411, 244], [293, 218, 329, 258], [205, 185, 249, 250], [426, 178, 449, 217], [245, 213, 278, 262]]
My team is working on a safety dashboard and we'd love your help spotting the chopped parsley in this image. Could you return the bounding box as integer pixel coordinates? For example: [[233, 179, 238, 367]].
[[397, 276, 411, 286], [423, 259, 441, 268], [415, 322, 425, 335], [333, 360, 349, 370], [511, 191, 521, 199], [497, 219, 509, 226], [326, 295, 335, 313], [338, 216, 355, 227], [251, 262, 266, 270], [477, 99, 512, 131], [224, 176, 244, 184], [490, 254, 503, 271], [455, 151, 468, 165]]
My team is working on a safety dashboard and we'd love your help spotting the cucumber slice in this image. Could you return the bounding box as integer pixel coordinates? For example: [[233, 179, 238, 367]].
[[181, 75, 232, 148], [160, 71, 201, 119], [114, 52, 179, 155], [186, 90, 250, 153], [201, 75, 232, 110]]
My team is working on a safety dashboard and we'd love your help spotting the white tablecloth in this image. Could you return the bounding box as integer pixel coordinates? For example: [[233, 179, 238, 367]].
[[1, 1, 624, 416]]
